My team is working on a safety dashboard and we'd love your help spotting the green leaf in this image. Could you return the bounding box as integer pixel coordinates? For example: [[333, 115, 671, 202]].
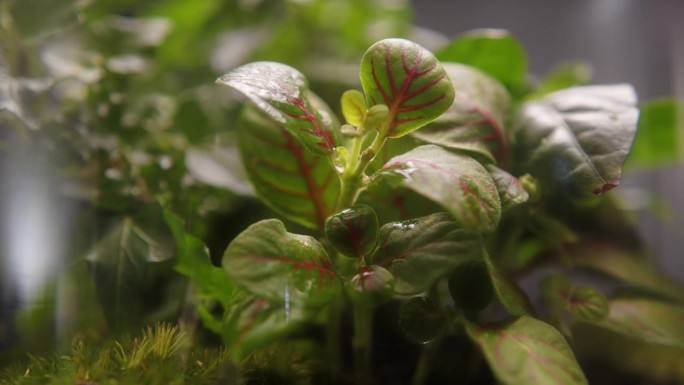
[[238, 106, 340, 229], [341, 89, 367, 127], [399, 297, 448, 344], [487, 165, 529, 212], [324, 204, 379, 258], [448, 259, 493, 312], [86, 204, 174, 333], [437, 29, 527, 91], [222, 219, 339, 305], [369, 212, 483, 295], [627, 98, 684, 168], [216, 62, 339, 155], [569, 286, 609, 323], [411, 63, 510, 163], [514, 84, 639, 196], [466, 316, 588, 385], [485, 252, 533, 316], [223, 291, 311, 358], [360, 38, 454, 138], [345, 265, 395, 307], [597, 298, 684, 348], [163, 210, 234, 307], [377, 144, 501, 232], [568, 241, 684, 302], [529, 61, 593, 98], [539, 274, 572, 313]]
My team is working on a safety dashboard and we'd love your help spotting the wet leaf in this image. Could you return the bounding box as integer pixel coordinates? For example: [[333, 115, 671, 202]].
[[222, 219, 339, 305], [514, 84, 639, 196], [345, 265, 395, 307], [238, 106, 340, 229], [412, 63, 510, 163], [467, 316, 588, 385], [217, 62, 339, 155], [377, 144, 501, 232], [369, 212, 483, 295], [324, 205, 379, 258], [360, 38, 454, 137]]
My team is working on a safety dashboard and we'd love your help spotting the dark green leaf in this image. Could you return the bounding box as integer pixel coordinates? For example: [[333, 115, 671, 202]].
[[360, 38, 454, 137], [448, 259, 493, 312], [437, 29, 527, 91], [238, 106, 340, 229], [222, 219, 339, 305], [514, 84, 639, 196], [345, 265, 395, 307], [467, 316, 588, 385], [163, 210, 234, 307], [627, 98, 684, 168], [485, 253, 533, 316], [217, 62, 339, 155], [399, 297, 448, 344], [377, 144, 501, 232], [369, 212, 483, 295], [87, 204, 174, 332], [597, 298, 684, 348], [412, 63, 510, 163], [487, 165, 529, 211], [324, 204, 379, 258]]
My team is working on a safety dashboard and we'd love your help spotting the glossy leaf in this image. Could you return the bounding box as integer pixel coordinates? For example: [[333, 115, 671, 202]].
[[437, 29, 527, 90], [597, 298, 684, 348], [238, 106, 340, 229], [412, 63, 510, 163], [324, 204, 379, 258], [514, 84, 639, 196], [487, 165, 529, 212], [345, 265, 395, 307], [377, 144, 501, 232], [399, 297, 448, 344], [87, 204, 174, 332], [485, 253, 533, 316], [222, 219, 339, 305], [216, 61, 338, 155], [627, 98, 684, 168], [164, 210, 234, 307], [360, 38, 454, 137], [369, 212, 483, 295], [467, 316, 588, 385], [448, 259, 493, 312]]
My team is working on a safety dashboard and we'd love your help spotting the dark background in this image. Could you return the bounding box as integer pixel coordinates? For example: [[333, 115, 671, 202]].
[[412, 0, 684, 282]]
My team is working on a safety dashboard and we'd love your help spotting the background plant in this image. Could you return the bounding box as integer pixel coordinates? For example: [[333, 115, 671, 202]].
[[1, 1, 684, 384]]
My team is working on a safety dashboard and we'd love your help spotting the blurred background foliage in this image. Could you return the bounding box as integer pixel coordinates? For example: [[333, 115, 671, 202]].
[[1, 0, 684, 384]]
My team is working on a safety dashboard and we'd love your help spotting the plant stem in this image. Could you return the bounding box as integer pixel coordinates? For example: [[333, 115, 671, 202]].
[[335, 132, 387, 211], [353, 303, 374, 385], [326, 295, 343, 381], [412, 339, 440, 385]]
